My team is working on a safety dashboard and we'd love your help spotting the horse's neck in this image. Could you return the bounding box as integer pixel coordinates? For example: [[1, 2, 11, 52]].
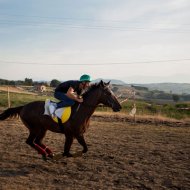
[[72, 90, 100, 122], [83, 89, 100, 108]]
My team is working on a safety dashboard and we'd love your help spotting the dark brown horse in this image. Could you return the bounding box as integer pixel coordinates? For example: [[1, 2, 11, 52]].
[[0, 80, 121, 160]]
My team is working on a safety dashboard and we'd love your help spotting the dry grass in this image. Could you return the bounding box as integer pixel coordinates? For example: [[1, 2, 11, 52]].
[[0, 86, 36, 95], [93, 111, 190, 127]]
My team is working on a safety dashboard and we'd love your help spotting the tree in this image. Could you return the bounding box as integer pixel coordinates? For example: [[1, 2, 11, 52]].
[[9, 80, 16, 85], [24, 78, 33, 86], [172, 94, 180, 102], [50, 79, 61, 87]]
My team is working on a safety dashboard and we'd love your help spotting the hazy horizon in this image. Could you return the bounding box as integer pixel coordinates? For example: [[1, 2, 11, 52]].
[[1, 75, 190, 84]]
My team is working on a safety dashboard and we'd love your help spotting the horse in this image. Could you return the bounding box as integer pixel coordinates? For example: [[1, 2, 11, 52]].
[[0, 80, 122, 160]]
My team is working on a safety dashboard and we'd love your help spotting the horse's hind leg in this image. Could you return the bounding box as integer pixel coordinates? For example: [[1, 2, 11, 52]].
[[26, 131, 47, 157], [76, 135, 88, 153], [34, 129, 54, 158]]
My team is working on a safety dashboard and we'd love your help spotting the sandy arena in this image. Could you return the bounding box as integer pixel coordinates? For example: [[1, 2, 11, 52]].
[[0, 114, 190, 190]]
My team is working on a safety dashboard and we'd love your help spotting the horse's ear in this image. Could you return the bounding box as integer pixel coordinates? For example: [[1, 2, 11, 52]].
[[106, 81, 111, 85], [99, 80, 104, 87]]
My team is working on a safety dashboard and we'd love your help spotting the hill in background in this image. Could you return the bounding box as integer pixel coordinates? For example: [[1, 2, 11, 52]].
[[135, 83, 190, 95], [93, 78, 128, 86], [93, 79, 190, 95], [1, 78, 190, 95]]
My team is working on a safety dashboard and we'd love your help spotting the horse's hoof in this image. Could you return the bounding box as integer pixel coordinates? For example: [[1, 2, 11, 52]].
[[42, 155, 47, 161], [82, 148, 88, 153], [63, 152, 73, 157], [48, 153, 54, 159]]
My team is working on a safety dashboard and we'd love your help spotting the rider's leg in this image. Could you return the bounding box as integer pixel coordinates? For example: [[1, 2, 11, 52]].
[[54, 92, 75, 108]]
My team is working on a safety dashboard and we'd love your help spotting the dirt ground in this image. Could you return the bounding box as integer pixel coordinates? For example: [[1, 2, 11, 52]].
[[0, 115, 190, 190]]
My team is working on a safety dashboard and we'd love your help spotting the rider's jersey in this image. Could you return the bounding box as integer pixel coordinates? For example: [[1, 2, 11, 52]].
[[55, 80, 82, 95]]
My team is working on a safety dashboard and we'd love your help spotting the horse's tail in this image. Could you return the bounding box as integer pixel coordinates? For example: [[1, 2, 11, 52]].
[[0, 106, 24, 120]]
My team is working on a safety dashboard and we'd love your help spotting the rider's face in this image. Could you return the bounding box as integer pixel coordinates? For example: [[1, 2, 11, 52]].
[[81, 82, 90, 89]]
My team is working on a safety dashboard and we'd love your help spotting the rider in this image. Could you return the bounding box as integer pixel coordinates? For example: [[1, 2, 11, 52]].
[[54, 74, 92, 109]]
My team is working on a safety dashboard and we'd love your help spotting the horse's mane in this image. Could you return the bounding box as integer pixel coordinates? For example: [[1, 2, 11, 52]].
[[82, 82, 100, 98], [82, 80, 111, 99]]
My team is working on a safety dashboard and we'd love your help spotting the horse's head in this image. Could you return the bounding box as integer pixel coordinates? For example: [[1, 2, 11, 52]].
[[97, 80, 122, 112]]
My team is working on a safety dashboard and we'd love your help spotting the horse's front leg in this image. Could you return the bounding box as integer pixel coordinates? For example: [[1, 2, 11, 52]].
[[76, 135, 88, 153], [63, 135, 74, 157]]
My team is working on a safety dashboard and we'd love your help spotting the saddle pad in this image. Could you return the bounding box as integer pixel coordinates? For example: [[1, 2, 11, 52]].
[[53, 107, 71, 123]]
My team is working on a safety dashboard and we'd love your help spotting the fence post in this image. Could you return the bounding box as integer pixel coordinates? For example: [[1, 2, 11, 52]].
[[7, 86, 11, 108], [133, 90, 136, 123]]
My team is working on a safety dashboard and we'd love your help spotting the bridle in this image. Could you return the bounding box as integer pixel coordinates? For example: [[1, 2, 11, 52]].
[[80, 86, 115, 108]]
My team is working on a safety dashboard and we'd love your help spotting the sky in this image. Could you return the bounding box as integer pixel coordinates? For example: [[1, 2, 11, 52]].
[[0, 0, 190, 83]]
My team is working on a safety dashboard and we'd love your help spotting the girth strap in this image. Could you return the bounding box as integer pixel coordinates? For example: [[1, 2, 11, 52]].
[[58, 117, 64, 132]]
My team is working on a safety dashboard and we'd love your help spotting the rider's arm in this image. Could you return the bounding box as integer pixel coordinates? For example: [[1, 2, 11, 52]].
[[66, 87, 83, 102]]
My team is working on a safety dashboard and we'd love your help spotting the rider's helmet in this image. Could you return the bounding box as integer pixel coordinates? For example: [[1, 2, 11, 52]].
[[79, 74, 92, 82]]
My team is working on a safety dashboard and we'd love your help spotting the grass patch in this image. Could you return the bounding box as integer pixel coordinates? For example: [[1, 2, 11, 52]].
[[0, 91, 54, 108], [98, 100, 190, 120], [0, 91, 189, 120]]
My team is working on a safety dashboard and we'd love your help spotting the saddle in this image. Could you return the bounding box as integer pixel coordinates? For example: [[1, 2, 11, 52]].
[[44, 99, 71, 123]]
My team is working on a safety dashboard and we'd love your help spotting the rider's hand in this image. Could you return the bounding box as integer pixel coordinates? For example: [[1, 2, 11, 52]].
[[77, 97, 83, 103]]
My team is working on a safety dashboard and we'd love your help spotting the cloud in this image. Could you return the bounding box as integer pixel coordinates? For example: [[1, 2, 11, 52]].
[[96, 0, 190, 31]]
